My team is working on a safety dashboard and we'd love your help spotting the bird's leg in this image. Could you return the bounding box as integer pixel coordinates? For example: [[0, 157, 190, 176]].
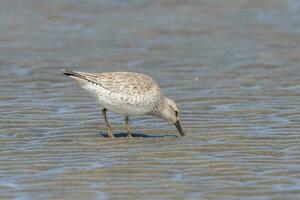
[[102, 108, 114, 138], [125, 115, 132, 138]]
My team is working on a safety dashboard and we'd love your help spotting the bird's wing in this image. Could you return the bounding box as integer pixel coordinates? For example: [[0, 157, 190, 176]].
[[66, 71, 160, 95]]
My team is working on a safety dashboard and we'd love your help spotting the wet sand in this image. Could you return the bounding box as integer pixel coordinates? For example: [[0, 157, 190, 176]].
[[1, 0, 300, 199]]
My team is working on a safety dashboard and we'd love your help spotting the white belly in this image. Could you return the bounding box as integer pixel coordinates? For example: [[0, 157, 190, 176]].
[[97, 94, 152, 116], [79, 81, 156, 116]]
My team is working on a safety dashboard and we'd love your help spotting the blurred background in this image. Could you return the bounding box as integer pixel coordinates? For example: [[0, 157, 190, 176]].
[[1, 0, 300, 199]]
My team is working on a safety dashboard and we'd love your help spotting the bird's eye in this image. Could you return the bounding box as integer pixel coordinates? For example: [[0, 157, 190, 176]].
[[175, 110, 179, 116]]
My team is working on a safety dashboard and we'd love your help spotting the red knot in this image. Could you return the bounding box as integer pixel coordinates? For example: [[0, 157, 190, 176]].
[[63, 70, 185, 138]]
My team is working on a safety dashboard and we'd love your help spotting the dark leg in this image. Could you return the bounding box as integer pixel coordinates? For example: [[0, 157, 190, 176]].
[[125, 115, 132, 138], [102, 108, 114, 138]]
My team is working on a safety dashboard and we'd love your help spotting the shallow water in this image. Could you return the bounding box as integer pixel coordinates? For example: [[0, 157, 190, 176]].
[[1, 0, 300, 199]]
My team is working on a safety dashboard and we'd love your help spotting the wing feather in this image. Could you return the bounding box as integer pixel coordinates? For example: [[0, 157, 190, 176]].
[[70, 71, 160, 95]]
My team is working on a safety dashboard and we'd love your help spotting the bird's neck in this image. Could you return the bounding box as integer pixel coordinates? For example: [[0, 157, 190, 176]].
[[149, 97, 167, 117]]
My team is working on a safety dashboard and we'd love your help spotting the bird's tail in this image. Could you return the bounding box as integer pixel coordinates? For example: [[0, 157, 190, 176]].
[[62, 69, 103, 96], [62, 69, 84, 78]]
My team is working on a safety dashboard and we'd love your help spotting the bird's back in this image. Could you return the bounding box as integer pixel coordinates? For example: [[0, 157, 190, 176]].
[[98, 72, 160, 95]]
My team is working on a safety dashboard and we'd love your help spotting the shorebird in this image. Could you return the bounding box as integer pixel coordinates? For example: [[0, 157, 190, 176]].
[[63, 70, 185, 138]]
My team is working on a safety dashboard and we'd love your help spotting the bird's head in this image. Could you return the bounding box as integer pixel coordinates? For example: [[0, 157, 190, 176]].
[[159, 97, 185, 136]]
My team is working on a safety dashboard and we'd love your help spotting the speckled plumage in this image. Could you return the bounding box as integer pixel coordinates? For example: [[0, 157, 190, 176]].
[[63, 70, 185, 137]]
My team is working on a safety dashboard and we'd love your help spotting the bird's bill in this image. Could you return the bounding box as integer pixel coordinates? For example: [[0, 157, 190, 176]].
[[174, 120, 185, 136]]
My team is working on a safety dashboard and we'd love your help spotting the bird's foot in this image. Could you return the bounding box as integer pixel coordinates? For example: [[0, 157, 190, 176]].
[[106, 127, 114, 138], [126, 127, 132, 138]]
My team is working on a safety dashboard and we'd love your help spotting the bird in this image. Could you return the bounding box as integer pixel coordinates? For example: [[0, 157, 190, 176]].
[[63, 69, 185, 138]]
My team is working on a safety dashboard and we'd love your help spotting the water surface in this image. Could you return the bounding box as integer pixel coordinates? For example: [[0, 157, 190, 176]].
[[1, 0, 300, 199]]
